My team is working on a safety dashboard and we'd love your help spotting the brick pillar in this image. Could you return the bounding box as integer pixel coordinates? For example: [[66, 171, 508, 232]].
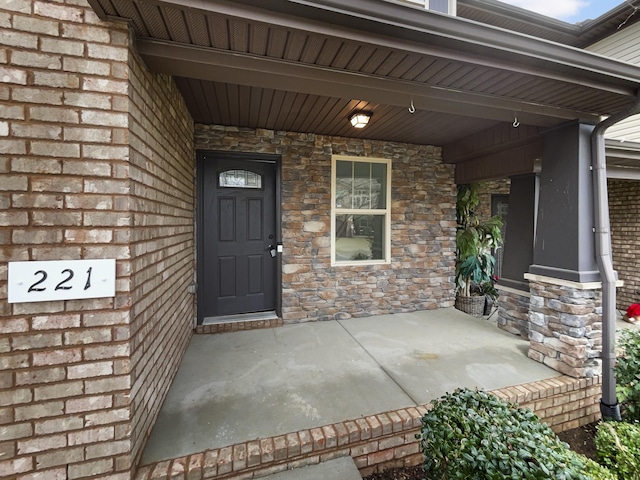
[[0, 1, 195, 478], [526, 275, 602, 378]]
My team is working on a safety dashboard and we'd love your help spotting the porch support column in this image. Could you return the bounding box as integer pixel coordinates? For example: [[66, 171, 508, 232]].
[[526, 121, 602, 378], [529, 121, 598, 282], [497, 174, 537, 339], [526, 276, 602, 378]]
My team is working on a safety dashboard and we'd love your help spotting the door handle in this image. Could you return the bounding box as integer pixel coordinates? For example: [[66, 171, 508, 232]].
[[266, 245, 277, 258]]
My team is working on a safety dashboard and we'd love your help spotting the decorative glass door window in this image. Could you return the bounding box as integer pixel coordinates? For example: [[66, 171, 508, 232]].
[[332, 156, 391, 264], [219, 169, 262, 189]]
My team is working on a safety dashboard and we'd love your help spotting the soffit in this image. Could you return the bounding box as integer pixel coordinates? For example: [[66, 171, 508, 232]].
[[88, 0, 640, 153]]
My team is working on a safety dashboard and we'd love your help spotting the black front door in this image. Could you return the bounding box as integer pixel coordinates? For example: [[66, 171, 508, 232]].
[[199, 154, 277, 320]]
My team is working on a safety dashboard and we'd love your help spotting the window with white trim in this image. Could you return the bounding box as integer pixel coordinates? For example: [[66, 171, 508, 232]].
[[331, 156, 391, 265], [396, 0, 457, 15]]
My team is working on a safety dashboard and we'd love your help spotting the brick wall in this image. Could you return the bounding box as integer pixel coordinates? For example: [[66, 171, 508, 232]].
[[0, 1, 194, 478], [126, 47, 195, 468], [195, 126, 457, 322], [609, 179, 640, 310]]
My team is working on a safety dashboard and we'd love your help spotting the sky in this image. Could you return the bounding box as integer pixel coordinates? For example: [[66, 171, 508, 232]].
[[498, 0, 629, 23]]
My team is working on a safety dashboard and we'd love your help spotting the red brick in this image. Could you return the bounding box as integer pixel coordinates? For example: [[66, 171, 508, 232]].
[[202, 450, 218, 477], [169, 457, 187, 478], [0, 352, 29, 370], [18, 434, 66, 454], [321, 425, 337, 449], [217, 447, 233, 475], [272, 436, 287, 462], [68, 426, 114, 446], [0, 457, 33, 477], [35, 416, 83, 435], [16, 367, 65, 386], [18, 467, 68, 480], [33, 1, 83, 21], [32, 348, 81, 366], [285, 433, 300, 457], [0, 31, 37, 50], [367, 449, 395, 465], [65, 395, 112, 414], [15, 402, 65, 422], [1, 422, 33, 440], [0, 317, 29, 333], [67, 458, 113, 479], [34, 381, 83, 401], [12, 87, 63, 105], [12, 332, 63, 350], [186, 452, 203, 480], [34, 446, 84, 469], [245, 440, 260, 468]]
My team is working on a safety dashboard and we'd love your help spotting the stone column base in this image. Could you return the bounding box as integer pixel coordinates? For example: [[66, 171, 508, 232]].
[[497, 286, 531, 339], [525, 274, 602, 378]]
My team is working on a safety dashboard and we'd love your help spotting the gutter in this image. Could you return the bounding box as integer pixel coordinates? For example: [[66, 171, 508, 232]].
[[459, 0, 640, 36], [281, 0, 640, 88], [591, 91, 640, 421]]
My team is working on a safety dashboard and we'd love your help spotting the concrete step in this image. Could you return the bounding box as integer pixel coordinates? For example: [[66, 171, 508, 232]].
[[259, 457, 361, 480]]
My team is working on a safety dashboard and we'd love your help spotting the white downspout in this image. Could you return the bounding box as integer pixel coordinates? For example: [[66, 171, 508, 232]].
[[590, 92, 640, 421]]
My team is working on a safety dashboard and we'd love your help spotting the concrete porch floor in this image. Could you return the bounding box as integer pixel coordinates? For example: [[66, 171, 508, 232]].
[[140, 307, 562, 466]]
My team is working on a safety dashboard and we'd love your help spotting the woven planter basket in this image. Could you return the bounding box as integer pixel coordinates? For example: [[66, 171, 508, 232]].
[[455, 294, 486, 318]]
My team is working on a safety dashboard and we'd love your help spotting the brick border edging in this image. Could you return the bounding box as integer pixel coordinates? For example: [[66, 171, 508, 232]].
[[134, 375, 602, 479]]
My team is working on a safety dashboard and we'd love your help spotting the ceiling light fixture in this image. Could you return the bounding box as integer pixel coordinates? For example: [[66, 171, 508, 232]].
[[349, 111, 372, 128]]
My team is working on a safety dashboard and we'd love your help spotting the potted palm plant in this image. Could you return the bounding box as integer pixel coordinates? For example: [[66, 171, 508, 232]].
[[454, 184, 503, 317]]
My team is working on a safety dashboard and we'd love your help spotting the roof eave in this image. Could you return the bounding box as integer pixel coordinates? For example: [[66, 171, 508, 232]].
[[164, 0, 640, 91], [458, 0, 640, 48]]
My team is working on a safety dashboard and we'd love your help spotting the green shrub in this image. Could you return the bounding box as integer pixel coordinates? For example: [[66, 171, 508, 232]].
[[615, 329, 640, 422], [418, 388, 615, 480], [596, 421, 640, 479]]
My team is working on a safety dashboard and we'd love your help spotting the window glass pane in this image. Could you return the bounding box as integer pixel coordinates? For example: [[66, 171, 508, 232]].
[[429, 0, 448, 13], [219, 169, 262, 188], [335, 214, 385, 261], [336, 161, 387, 210], [335, 161, 353, 209], [371, 163, 387, 209], [353, 162, 371, 209]]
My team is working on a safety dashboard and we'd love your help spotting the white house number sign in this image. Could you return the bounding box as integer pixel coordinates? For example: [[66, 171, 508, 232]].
[[8, 259, 116, 304]]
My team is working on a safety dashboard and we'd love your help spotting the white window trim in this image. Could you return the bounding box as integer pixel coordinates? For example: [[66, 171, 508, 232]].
[[331, 155, 392, 266], [396, 0, 456, 15]]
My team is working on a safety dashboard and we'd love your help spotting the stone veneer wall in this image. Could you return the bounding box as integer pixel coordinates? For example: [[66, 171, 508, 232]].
[[195, 126, 457, 322], [527, 278, 602, 378], [497, 287, 530, 339], [0, 1, 195, 478], [476, 179, 511, 221], [609, 179, 640, 311]]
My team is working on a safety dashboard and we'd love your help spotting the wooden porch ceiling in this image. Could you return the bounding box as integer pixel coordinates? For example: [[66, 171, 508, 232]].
[[88, 0, 640, 164]]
